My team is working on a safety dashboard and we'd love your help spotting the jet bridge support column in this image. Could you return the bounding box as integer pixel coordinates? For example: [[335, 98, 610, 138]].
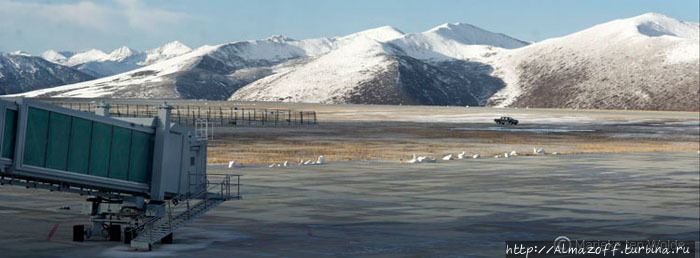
[[150, 102, 172, 201]]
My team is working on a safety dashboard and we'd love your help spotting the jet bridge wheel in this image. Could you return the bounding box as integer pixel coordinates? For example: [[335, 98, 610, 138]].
[[109, 224, 121, 242], [124, 227, 133, 244], [73, 225, 85, 242]]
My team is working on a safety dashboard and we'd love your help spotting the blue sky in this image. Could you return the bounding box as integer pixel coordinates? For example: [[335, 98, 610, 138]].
[[1, 0, 698, 54]]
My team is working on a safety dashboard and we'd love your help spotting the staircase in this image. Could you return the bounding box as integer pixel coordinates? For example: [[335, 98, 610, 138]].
[[130, 174, 240, 250], [130, 197, 225, 250]]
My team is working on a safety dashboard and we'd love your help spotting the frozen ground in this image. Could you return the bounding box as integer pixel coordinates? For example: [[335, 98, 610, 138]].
[[0, 152, 697, 257]]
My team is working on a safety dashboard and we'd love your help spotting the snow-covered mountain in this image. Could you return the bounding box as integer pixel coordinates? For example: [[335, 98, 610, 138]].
[[386, 22, 528, 60], [40, 41, 192, 77], [0, 52, 95, 95], [11, 35, 338, 99], [9, 13, 700, 111], [14, 24, 519, 102], [487, 13, 699, 110], [40, 50, 73, 64], [231, 24, 520, 105], [139, 41, 192, 66]]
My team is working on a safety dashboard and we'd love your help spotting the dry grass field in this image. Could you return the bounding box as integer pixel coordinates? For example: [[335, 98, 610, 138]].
[[204, 103, 699, 164]]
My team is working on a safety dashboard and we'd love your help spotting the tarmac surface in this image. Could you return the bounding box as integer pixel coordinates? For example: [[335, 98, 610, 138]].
[[0, 152, 698, 257]]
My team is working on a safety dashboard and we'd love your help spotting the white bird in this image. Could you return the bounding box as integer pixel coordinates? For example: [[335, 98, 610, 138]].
[[417, 156, 427, 162], [504, 153, 510, 158], [552, 152, 558, 155], [299, 159, 305, 165], [407, 154, 419, 163], [457, 151, 466, 159], [442, 154, 453, 161], [276, 163, 282, 167], [536, 148, 546, 154], [494, 155, 500, 158], [316, 155, 325, 165], [510, 151, 518, 156], [472, 154, 480, 159], [228, 160, 236, 168], [283, 161, 289, 166], [304, 159, 313, 165], [269, 163, 276, 168]]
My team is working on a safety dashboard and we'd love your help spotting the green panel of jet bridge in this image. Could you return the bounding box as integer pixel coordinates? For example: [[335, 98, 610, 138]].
[[88, 122, 112, 178], [108, 126, 131, 181], [66, 117, 92, 174], [2, 109, 17, 159], [45, 112, 71, 170], [23, 108, 49, 167], [128, 131, 154, 184]]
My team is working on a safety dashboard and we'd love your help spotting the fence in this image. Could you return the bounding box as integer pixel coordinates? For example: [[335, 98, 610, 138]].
[[48, 102, 317, 127]]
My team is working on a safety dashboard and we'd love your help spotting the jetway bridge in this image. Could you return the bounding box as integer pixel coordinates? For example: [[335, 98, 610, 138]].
[[0, 98, 240, 251]]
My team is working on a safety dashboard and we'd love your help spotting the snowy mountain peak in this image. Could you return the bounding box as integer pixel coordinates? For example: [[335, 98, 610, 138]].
[[421, 22, 528, 49], [265, 35, 294, 43], [10, 50, 32, 56], [629, 13, 699, 40], [41, 50, 68, 63], [139, 41, 192, 66], [632, 12, 676, 21], [341, 25, 405, 42], [108, 46, 140, 62], [565, 12, 700, 43], [428, 22, 477, 32], [66, 49, 109, 66], [158, 41, 192, 52]]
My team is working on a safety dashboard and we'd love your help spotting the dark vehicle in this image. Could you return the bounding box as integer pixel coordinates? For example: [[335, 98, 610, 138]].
[[494, 116, 519, 125]]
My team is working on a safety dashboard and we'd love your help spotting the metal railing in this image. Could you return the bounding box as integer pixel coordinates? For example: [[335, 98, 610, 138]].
[[206, 174, 241, 201], [48, 101, 317, 127], [134, 174, 241, 245]]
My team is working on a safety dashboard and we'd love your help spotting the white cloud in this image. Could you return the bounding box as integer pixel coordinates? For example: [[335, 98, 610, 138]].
[[117, 0, 191, 33], [0, 0, 190, 33]]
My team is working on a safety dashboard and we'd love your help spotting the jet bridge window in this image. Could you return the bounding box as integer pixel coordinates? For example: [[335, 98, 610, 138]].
[[22, 107, 155, 184], [2, 109, 18, 159]]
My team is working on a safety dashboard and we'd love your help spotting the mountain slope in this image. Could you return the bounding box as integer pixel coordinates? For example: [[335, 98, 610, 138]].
[[10, 27, 409, 100], [0, 53, 95, 95], [230, 23, 515, 104], [487, 13, 700, 111]]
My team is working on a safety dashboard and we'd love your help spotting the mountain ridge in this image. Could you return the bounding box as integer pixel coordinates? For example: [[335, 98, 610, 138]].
[[5, 13, 699, 111]]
